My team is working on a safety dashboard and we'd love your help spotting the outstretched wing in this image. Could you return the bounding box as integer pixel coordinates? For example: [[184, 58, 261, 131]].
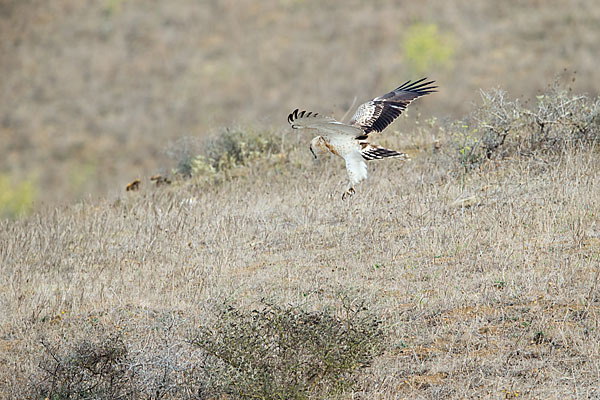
[[288, 108, 363, 136], [349, 78, 437, 136]]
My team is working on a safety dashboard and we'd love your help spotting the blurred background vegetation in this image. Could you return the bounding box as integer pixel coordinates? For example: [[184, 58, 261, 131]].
[[1, 0, 599, 215]]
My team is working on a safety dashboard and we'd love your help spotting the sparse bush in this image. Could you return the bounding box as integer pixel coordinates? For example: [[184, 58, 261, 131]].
[[25, 301, 383, 400], [169, 128, 282, 179], [27, 314, 203, 399], [166, 136, 203, 178], [189, 300, 385, 399], [190, 128, 282, 177], [33, 334, 134, 399], [449, 82, 600, 170]]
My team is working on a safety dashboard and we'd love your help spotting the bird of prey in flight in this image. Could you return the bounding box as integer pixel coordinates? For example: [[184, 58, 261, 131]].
[[288, 78, 437, 199]]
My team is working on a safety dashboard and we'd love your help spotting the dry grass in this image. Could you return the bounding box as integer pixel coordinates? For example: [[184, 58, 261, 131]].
[[2, 96, 600, 396], [1, 0, 600, 207], [2, 1, 600, 397]]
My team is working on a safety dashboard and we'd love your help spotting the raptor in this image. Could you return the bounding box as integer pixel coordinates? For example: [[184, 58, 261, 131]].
[[288, 78, 437, 199]]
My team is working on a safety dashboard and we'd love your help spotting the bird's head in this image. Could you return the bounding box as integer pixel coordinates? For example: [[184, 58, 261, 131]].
[[309, 136, 328, 159]]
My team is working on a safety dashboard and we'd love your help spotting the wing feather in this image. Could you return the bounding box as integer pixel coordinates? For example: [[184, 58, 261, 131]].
[[349, 78, 437, 136], [288, 109, 363, 136]]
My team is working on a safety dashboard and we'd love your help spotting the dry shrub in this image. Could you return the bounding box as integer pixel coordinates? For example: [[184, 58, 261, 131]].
[[185, 128, 283, 178], [33, 334, 134, 400], [25, 298, 384, 400], [27, 312, 204, 400], [166, 136, 203, 178], [189, 300, 385, 400], [166, 128, 282, 179], [449, 81, 600, 170]]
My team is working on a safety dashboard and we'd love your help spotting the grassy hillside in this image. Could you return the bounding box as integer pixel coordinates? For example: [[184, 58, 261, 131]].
[[2, 85, 600, 398], [1, 0, 600, 210], [2, 1, 600, 398]]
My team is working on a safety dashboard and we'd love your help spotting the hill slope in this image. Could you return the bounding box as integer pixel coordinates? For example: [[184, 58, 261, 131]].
[[2, 98, 600, 397]]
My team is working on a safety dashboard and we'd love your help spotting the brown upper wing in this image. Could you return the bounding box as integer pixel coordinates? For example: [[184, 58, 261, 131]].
[[349, 78, 437, 136]]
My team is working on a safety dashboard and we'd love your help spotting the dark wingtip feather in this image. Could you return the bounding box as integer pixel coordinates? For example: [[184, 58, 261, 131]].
[[288, 108, 298, 124], [288, 109, 322, 125], [396, 78, 438, 94], [288, 108, 299, 124]]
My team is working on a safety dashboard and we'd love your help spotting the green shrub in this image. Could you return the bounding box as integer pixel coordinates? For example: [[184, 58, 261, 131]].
[[403, 23, 454, 75], [171, 128, 282, 178], [0, 174, 36, 218], [193, 128, 281, 176], [189, 300, 385, 399], [103, 0, 128, 15]]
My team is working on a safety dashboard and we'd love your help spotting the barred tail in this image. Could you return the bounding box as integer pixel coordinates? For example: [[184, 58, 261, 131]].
[[360, 144, 409, 161]]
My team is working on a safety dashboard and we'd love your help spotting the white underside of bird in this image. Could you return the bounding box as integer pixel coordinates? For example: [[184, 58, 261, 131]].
[[288, 78, 437, 199]]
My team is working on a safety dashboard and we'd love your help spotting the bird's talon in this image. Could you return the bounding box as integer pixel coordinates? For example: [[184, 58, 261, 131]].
[[342, 188, 355, 200]]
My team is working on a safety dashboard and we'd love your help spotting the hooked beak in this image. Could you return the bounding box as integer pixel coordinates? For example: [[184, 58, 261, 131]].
[[310, 146, 317, 159]]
